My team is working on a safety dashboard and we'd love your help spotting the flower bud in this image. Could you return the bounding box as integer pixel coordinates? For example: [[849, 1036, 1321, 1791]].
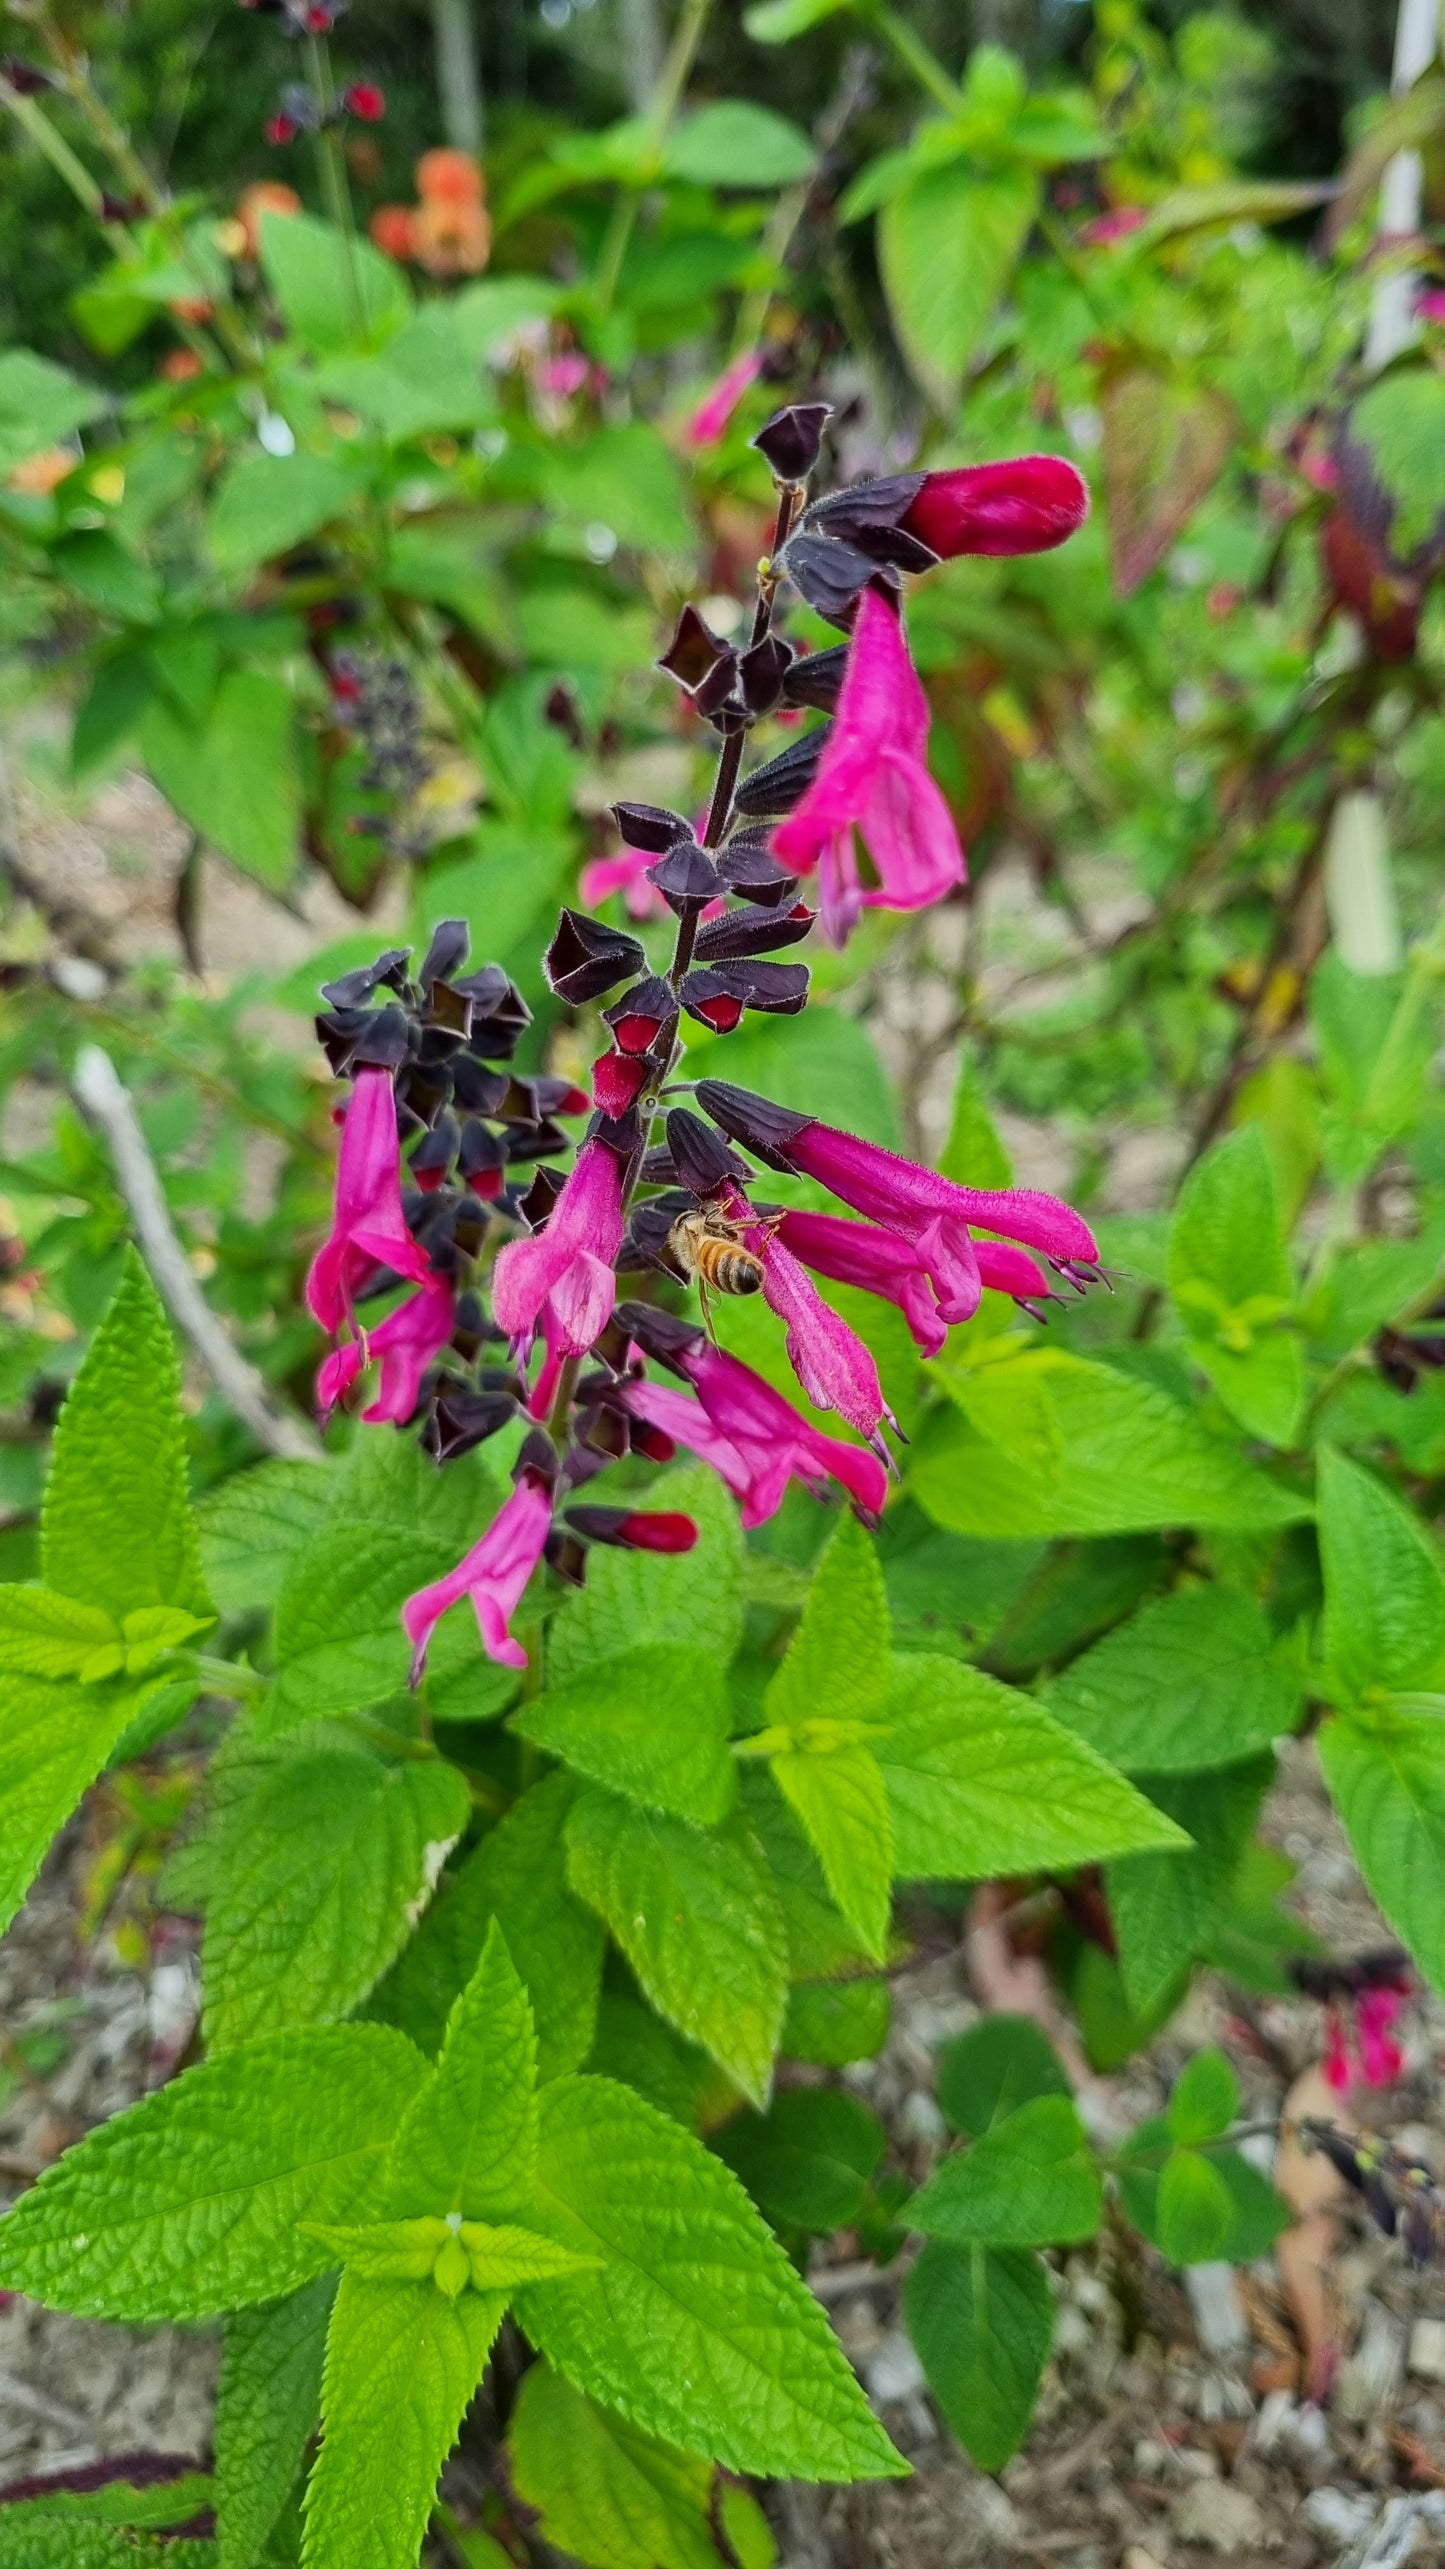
[[611, 801, 690, 853], [693, 902, 813, 963], [600, 975, 678, 1056], [658, 603, 733, 692], [731, 729, 828, 819], [680, 961, 808, 1031], [544, 910, 647, 1007], [591, 1051, 650, 1119], [565, 1506, 698, 1554], [751, 402, 832, 483], [664, 1109, 738, 1199], [343, 81, 385, 120]]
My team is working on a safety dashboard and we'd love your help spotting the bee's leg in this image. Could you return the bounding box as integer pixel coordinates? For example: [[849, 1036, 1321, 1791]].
[[699, 1274, 720, 1347]]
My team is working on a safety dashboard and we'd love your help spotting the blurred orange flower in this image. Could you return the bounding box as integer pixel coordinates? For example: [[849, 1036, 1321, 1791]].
[[416, 147, 484, 206], [5, 445, 75, 497], [369, 203, 417, 260], [237, 180, 302, 259]]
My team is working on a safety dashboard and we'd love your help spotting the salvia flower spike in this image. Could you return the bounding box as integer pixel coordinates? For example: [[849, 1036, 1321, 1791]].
[[298, 425, 1090, 1642]]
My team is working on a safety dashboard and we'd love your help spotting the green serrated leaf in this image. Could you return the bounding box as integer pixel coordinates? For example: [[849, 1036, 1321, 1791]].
[[936, 2016, 1070, 2138], [515, 2075, 906, 2482], [878, 161, 1037, 406], [565, 1791, 788, 2107], [512, 1647, 736, 1825], [1168, 1127, 1302, 1445], [269, 1439, 503, 1728], [917, 1347, 1309, 1538], [42, 1248, 210, 1621], [1155, 2148, 1234, 2266], [302, 2272, 503, 2569], [197, 1461, 333, 1614], [740, 1766, 876, 1982], [508, 2360, 721, 2569], [767, 1511, 889, 1729], [0, 2026, 426, 2320], [767, 1744, 892, 1963], [1045, 1586, 1302, 1774], [1319, 1710, 1445, 1997], [369, 1774, 603, 2078], [0, 1671, 162, 1939], [876, 1655, 1188, 1880], [909, 2095, 1101, 2247], [1106, 1759, 1274, 2015], [0, 1587, 118, 1680], [1319, 1447, 1445, 1699], [714, 2087, 884, 2234], [216, 2277, 333, 2569], [386, 1921, 536, 2221], [203, 1740, 470, 2048], [905, 2241, 1052, 2472], [547, 1467, 742, 1686], [1167, 2048, 1240, 2145]]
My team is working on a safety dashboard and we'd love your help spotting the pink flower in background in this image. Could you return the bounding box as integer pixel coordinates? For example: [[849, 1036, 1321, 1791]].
[[901, 454, 1090, 561], [772, 588, 965, 946], [492, 1137, 625, 1358], [1077, 205, 1147, 247], [621, 1338, 888, 1528], [402, 1470, 552, 1680], [579, 841, 668, 922], [1324, 1987, 1407, 2094], [316, 1276, 454, 1423], [536, 351, 592, 398], [1418, 287, 1445, 324], [776, 1209, 1052, 1357], [306, 1067, 433, 1334], [684, 349, 763, 449]]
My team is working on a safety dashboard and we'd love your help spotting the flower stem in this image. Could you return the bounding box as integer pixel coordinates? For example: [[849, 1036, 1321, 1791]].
[[307, 33, 367, 338], [190, 1653, 269, 1702], [593, 0, 713, 317], [867, 2, 964, 115]]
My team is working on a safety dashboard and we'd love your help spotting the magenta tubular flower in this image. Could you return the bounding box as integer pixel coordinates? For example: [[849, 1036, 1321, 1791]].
[[622, 1345, 888, 1529], [491, 1138, 625, 1359], [771, 588, 965, 947], [402, 1470, 553, 1680], [684, 349, 764, 449], [901, 454, 1090, 560], [306, 1067, 433, 1333], [777, 1209, 1052, 1355], [316, 1276, 455, 1423], [718, 1189, 890, 1444], [1326, 1987, 1407, 2093]]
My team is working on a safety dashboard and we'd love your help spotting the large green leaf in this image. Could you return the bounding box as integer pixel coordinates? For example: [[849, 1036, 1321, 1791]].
[[663, 101, 816, 188], [904, 2241, 1052, 2472], [713, 2088, 884, 2234], [43, 1247, 209, 1622], [369, 1774, 603, 2078], [269, 1437, 502, 1727], [0, 1672, 165, 1938], [515, 2075, 905, 2481], [908, 2096, 1101, 2247], [512, 1646, 736, 1825], [201, 1735, 470, 2047], [507, 2362, 723, 2569], [1168, 1127, 1302, 1445], [1106, 1759, 1274, 2014], [0, 2026, 426, 2320], [935, 2017, 1070, 2138], [302, 2272, 503, 2569], [1318, 1446, 1445, 1698], [547, 1466, 741, 1685], [385, 1923, 536, 2222], [565, 1791, 788, 2107], [766, 1511, 888, 1729], [1045, 1585, 1301, 1773], [766, 1743, 892, 1964], [876, 1655, 1186, 1880], [1319, 1711, 1445, 1996], [760, 1514, 893, 1955], [878, 161, 1037, 406], [258, 208, 411, 353], [207, 452, 358, 575], [142, 672, 301, 894], [0, 348, 106, 475], [196, 1460, 334, 1614], [216, 2277, 333, 2569], [740, 1767, 877, 1983], [915, 1346, 1309, 1538]]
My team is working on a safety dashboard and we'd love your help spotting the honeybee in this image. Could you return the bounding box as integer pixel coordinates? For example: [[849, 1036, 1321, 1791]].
[[668, 1207, 776, 1336]]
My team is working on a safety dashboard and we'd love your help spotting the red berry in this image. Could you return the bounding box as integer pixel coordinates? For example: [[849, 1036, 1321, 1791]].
[[265, 113, 297, 144], [343, 81, 384, 121]]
